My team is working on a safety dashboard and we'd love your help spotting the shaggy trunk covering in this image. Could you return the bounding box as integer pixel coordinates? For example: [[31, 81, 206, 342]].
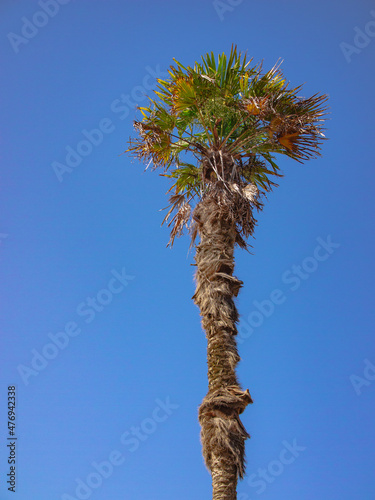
[[193, 190, 253, 500]]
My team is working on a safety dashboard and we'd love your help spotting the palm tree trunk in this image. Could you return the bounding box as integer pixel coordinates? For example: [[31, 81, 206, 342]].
[[193, 190, 253, 500]]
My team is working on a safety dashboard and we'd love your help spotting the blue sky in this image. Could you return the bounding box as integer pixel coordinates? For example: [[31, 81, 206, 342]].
[[0, 1, 374, 499]]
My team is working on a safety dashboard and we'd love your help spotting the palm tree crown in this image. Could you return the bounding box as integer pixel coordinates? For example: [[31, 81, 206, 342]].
[[127, 45, 328, 246]]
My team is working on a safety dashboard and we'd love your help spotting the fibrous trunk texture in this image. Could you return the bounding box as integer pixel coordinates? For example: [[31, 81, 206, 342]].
[[193, 187, 253, 500]]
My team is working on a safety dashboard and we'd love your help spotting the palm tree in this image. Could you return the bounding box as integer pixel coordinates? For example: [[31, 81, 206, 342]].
[[126, 46, 327, 499]]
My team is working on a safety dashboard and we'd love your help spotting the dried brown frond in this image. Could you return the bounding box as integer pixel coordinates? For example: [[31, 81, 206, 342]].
[[127, 121, 172, 169], [165, 202, 191, 247], [243, 96, 269, 117]]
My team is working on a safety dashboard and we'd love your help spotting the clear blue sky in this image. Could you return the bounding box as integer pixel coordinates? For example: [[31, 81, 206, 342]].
[[1, 1, 374, 499]]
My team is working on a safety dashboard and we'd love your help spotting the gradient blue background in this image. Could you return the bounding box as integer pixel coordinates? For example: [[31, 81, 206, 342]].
[[1, 1, 374, 499]]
